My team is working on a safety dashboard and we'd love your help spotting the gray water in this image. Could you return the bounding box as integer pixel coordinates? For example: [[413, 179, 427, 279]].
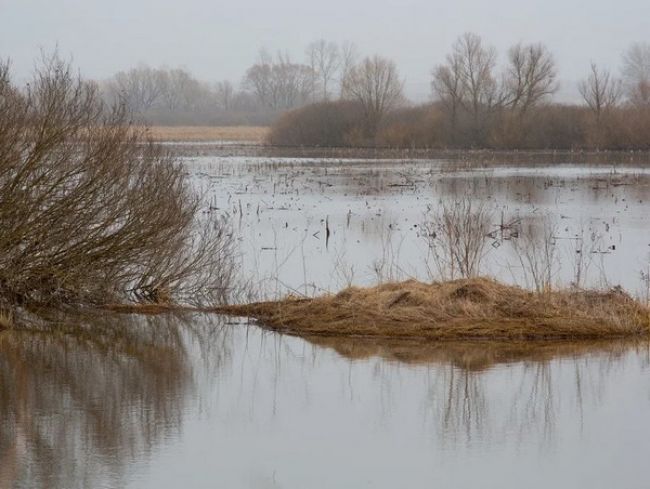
[[2, 155, 650, 488], [190, 157, 650, 297]]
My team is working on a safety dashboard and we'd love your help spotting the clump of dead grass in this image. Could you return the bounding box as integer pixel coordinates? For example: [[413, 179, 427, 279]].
[[0, 308, 13, 330], [215, 278, 650, 341]]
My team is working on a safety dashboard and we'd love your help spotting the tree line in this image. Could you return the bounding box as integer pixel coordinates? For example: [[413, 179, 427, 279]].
[[269, 33, 650, 150], [98, 40, 359, 125], [96, 33, 650, 149]]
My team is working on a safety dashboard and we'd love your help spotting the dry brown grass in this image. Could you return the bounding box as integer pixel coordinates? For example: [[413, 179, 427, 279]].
[[0, 309, 12, 330], [143, 126, 269, 142], [214, 278, 650, 341]]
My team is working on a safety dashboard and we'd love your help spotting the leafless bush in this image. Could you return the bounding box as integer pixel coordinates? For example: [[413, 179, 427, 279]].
[[567, 226, 606, 289], [641, 263, 650, 306], [375, 104, 444, 148], [511, 216, 559, 292], [423, 199, 493, 280], [0, 55, 235, 309], [266, 100, 365, 146]]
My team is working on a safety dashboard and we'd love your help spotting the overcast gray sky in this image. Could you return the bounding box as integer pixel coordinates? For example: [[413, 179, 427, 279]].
[[2, 0, 649, 101]]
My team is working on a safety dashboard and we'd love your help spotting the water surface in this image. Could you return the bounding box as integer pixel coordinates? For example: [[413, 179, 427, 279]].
[[3, 154, 650, 488]]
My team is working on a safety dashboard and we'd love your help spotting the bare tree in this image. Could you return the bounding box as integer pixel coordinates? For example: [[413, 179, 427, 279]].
[[622, 42, 650, 107], [157, 68, 208, 111], [104, 65, 163, 113], [432, 33, 499, 142], [455, 33, 499, 119], [306, 39, 340, 101], [432, 51, 464, 129], [215, 80, 234, 110], [341, 55, 404, 136], [339, 41, 358, 96], [503, 43, 558, 114], [578, 63, 622, 122], [244, 51, 315, 110]]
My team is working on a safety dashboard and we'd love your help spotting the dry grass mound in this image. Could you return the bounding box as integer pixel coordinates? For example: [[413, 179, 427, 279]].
[[215, 278, 650, 341]]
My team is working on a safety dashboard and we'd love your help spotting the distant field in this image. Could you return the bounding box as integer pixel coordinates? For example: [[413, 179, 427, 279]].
[[144, 126, 269, 142]]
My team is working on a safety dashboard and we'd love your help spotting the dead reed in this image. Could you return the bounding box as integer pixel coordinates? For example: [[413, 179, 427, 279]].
[[0, 309, 12, 330], [213, 278, 650, 341], [143, 125, 268, 142]]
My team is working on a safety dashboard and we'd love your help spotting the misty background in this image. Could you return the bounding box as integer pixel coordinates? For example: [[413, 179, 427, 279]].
[[2, 0, 649, 103]]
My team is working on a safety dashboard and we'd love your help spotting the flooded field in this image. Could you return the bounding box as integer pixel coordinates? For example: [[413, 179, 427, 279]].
[[2, 151, 650, 488], [188, 154, 650, 299]]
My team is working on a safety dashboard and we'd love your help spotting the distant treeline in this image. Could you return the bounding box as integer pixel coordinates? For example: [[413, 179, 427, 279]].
[[98, 33, 650, 146], [99, 66, 276, 126], [267, 33, 650, 150], [269, 100, 650, 150], [98, 40, 358, 126]]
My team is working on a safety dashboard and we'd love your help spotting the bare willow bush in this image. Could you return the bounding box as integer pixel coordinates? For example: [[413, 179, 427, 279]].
[[266, 100, 365, 146], [0, 56, 235, 309], [423, 199, 492, 280], [510, 216, 559, 292]]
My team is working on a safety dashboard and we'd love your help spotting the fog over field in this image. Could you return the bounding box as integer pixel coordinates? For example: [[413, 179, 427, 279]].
[[5, 2, 650, 489], [2, 0, 649, 101]]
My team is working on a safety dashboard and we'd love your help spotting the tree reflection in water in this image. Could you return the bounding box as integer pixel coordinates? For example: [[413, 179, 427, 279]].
[[0, 312, 199, 489], [302, 335, 647, 448], [1, 315, 648, 488]]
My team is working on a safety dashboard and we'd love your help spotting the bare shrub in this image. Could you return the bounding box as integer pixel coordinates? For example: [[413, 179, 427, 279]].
[[511, 216, 559, 292], [423, 199, 493, 280], [375, 104, 444, 148], [523, 104, 589, 149], [266, 100, 365, 147], [0, 55, 235, 309], [567, 226, 606, 289]]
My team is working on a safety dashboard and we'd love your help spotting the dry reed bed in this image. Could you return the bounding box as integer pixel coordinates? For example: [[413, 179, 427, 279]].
[[143, 126, 269, 142], [214, 278, 650, 341]]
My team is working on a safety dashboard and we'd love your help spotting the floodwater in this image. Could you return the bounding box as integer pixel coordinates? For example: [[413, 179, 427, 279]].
[[190, 155, 650, 297], [2, 152, 650, 488]]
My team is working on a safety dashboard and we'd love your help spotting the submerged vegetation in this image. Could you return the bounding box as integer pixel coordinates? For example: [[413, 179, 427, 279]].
[[215, 278, 650, 341], [0, 55, 235, 318]]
